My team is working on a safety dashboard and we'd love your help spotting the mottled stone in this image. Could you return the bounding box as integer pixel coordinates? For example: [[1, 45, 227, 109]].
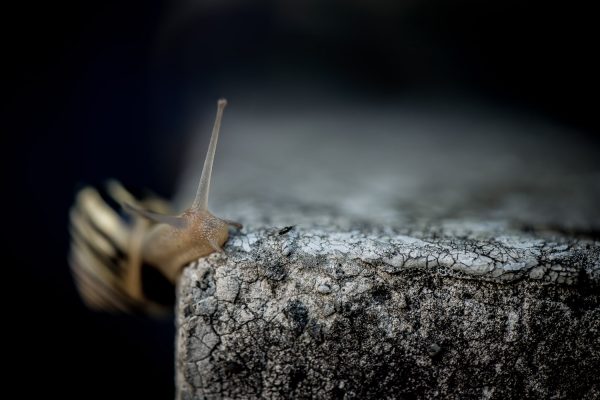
[[176, 207, 599, 399], [175, 100, 600, 399]]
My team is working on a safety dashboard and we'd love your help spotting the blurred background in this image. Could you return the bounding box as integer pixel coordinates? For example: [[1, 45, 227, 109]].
[[6, 1, 598, 398]]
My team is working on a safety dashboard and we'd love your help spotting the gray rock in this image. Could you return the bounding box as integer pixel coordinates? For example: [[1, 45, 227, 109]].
[[176, 202, 599, 399], [175, 98, 600, 399]]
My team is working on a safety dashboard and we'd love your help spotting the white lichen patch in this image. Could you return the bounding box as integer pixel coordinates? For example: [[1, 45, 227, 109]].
[[222, 224, 598, 284]]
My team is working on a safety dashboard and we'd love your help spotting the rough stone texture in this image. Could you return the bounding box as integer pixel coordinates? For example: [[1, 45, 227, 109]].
[[176, 205, 599, 399], [175, 99, 600, 399]]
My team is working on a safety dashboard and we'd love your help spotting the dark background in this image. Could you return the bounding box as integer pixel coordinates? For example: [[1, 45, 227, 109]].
[[6, 1, 598, 398]]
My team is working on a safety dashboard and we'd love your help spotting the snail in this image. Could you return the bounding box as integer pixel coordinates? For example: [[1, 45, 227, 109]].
[[69, 99, 241, 315]]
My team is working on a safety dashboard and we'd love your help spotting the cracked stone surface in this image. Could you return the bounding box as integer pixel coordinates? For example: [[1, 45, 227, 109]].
[[175, 99, 599, 399], [176, 202, 599, 399]]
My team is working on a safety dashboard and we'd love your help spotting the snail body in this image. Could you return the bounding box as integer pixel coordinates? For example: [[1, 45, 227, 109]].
[[69, 99, 240, 314]]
